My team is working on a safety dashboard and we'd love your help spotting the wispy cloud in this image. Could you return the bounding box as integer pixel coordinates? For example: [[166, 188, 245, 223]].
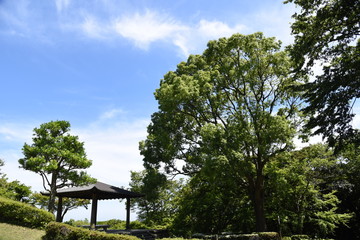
[[99, 108, 125, 120], [0, 1, 293, 56], [174, 19, 246, 56], [112, 10, 187, 50], [77, 10, 246, 57], [55, 0, 71, 13]]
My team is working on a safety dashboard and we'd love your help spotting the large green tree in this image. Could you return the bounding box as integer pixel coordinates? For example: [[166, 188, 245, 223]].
[[19, 120, 94, 213], [286, 0, 360, 150], [140, 33, 303, 232]]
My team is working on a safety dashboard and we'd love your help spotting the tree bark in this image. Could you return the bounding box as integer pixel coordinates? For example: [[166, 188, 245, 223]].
[[249, 170, 267, 232], [56, 196, 63, 222], [48, 173, 57, 213]]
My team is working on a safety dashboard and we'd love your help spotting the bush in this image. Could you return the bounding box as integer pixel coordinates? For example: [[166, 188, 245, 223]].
[[191, 232, 279, 240], [44, 222, 141, 240], [257, 232, 279, 240], [0, 196, 54, 229], [291, 235, 309, 240]]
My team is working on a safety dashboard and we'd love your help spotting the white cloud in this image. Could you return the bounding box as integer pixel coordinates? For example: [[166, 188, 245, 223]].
[[99, 108, 125, 120], [248, 4, 296, 46], [55, 0, 71, 13], [1, 1, 295, 56], [0, 0, 30, 36], [74, 119, 149, 186], [112, 10, 187, 50], [173, 19, 246, 56], [197, 20, 245, 39], [80, 15, 109, 40], [74, 9, 248, 57], [0, 124, 33, 143]]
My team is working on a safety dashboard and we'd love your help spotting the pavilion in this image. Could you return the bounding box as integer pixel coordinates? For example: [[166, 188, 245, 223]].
[[42, 181, 144, 229]]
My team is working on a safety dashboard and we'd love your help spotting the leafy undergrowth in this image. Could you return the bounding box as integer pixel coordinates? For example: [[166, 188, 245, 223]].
[[0, 222, 45, 240]]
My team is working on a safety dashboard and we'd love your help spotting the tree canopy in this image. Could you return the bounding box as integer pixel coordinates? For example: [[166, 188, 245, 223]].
[[286, 0, 360, 149], [19, 120, 95, 214], [140, 32, 304, 232]]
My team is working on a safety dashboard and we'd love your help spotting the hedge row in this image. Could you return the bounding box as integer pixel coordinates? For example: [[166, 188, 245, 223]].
[[290, 235, 333, 240], [0, 196, 54, 229], [192, 232, 279, 240], [44, 222, 141, 240]]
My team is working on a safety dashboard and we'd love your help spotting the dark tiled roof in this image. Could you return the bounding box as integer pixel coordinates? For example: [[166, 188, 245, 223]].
[[42, 181, 144, 200]]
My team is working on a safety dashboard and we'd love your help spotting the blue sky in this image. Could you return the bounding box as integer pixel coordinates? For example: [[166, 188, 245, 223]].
[[0, 0, 320, 221]]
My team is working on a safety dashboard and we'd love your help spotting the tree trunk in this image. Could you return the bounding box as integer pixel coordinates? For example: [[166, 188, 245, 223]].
[[249, 170, 267, 232], [48, 173, 57, 213]]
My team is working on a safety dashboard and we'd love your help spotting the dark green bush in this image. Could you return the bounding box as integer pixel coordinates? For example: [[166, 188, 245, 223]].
[[44, 222, 141, 240], [257, 232, 279, 240], [291, 235, 309, 240], [192, 233, 279, 240], [0, 196, 54, 229]]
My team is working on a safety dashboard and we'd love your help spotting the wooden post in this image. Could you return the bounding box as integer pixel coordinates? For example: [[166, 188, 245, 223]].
[[126, 198, 130, 230], [56, 196, 63, 222], [91, 193, 98, 230]]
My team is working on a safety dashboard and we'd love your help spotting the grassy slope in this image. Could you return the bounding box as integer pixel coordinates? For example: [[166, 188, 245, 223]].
[[0, 223, 45, 240]]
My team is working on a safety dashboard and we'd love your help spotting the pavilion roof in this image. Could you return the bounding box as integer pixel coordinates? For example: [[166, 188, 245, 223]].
[[42, 181, 144, 200]]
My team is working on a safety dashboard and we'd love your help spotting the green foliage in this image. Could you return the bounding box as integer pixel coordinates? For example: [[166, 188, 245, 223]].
[[291, 235, 309, 240], [30, 192, 91, 222], [129, 169, 182, 227], [97, 219, 150, 230], [0, 159, 4, 176], [172, 173, 254, 235], [43, 222, 140, 240], [19, 120, 95, 214], [333, 144, 360, 238], [0, 178, 32, 202], [265, 144, 352, 237], [286, 0, 360, 150], [0, 160, 32, 202], [187, 232, 279, 240], [140, 32, 303, 232], [257, 232, 279, 240], [64, 218, 90, 227], [0, 196, 54, 229]]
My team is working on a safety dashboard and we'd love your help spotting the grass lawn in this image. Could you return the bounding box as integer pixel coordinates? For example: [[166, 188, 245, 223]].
[[0, 223, 45, 240]]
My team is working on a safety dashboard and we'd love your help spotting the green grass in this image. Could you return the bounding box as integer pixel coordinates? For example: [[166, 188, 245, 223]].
[[0, 223, 45, 240]]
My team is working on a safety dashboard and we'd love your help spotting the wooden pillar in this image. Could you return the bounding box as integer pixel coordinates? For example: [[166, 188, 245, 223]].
[[126, 197, 130, 230], [91, 193, 98, 229], [56, 196, 63, 222]]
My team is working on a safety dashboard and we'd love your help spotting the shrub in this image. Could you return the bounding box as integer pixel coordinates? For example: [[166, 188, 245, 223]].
[[257, 232, 279, 240], [0, 196, 54, 229], [191, 233, 279, 240], [44, 222, 141, 240], [291, 235, 309, 240]]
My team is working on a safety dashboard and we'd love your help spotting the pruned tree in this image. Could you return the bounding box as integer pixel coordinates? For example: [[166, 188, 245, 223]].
[[19, 120, 95, 213]]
